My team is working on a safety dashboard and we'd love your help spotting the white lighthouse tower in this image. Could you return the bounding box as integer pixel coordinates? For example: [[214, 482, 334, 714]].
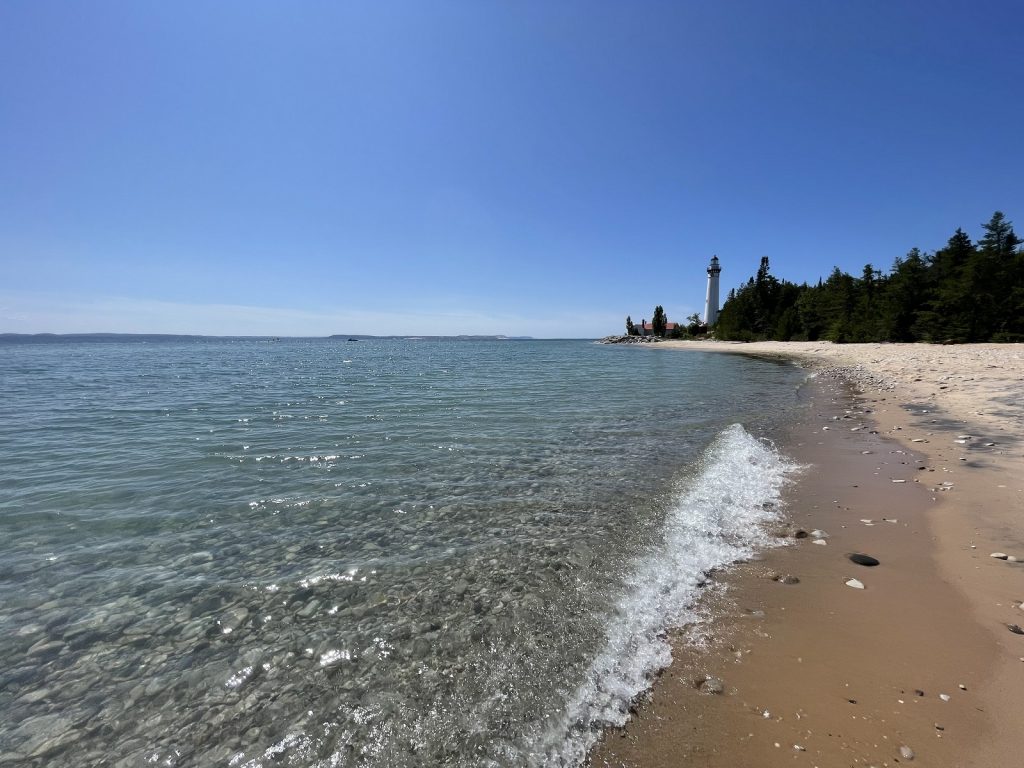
[[704, 255, 722, 326]]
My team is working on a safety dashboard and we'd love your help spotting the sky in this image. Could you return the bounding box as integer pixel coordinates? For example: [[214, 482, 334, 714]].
[[1, 1, 1022, 338]]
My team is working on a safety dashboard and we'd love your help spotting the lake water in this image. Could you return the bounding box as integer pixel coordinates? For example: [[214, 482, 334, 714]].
[[0, 338, 807, 766]]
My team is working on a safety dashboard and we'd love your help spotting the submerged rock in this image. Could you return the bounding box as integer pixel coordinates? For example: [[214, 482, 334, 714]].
[[845, 578, 865, 589], [899, 744, 915, 760]]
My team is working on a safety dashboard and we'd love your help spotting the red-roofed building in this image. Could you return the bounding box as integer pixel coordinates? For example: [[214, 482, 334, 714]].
[[636, 321, 679, 337]]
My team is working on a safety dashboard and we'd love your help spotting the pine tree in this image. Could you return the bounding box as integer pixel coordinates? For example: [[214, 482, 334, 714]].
[[880, 250, 928, 341], [917, 228, 975, 341], [976, 212, 1023, 339], [651, 305, 667, 337]]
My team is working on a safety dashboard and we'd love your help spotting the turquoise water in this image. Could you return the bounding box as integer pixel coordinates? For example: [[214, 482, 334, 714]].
[[0, 339, 806, 766]]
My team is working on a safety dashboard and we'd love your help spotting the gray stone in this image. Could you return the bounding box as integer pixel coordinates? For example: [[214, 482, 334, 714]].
[[26, 639, 65, 659], [699, 676, 725, 694], [899, 744, 915, 760]]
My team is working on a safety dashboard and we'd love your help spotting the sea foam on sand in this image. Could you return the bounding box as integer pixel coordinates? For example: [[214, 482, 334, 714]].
[[534, 424, 797, 767]]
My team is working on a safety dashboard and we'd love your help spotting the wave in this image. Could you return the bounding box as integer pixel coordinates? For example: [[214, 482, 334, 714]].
[[535, 423, 797, 766]]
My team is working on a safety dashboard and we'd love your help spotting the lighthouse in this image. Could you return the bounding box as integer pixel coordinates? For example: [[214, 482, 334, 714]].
[[704, 255, 722, 326]]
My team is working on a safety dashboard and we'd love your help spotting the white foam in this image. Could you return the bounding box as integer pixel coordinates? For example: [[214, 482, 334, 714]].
[[535, 423, 797, 766]]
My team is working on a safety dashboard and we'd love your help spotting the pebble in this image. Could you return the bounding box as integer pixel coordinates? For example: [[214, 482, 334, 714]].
[[1008, 624, 1024, 635], [775, 574, 800, 585], [899, 744, 915, 760], [892, 479, 907, 483], [845, 578, 865, 589], [849, 553, 880, 567], [939, 693, 951, 701], [699, 676, 725, 695], [812, 539, 827, 546], [810, 529, 829, 539]]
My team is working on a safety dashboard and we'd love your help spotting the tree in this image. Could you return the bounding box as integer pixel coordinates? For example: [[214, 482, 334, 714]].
[[709, 209, 1023, 343], [651, 305, 667, 337], [979, 211, 1021, 257], [625, 316, 636, 336], [879, 249, 928, 341], [916, 228, 975, 341], [977, 212, 1024, 340]]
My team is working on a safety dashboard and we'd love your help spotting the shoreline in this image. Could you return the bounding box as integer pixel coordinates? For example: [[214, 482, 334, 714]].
[[591, 341, 1024, 767]]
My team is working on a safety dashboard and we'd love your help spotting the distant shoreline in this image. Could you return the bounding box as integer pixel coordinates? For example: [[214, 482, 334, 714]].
[[0, 333, 539, 342]]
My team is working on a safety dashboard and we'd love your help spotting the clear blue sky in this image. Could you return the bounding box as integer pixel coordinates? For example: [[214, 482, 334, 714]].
[[2, 1, 1021, 337]]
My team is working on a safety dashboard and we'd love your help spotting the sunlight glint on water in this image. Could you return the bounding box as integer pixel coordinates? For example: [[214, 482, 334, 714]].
[[0, 338, 805, 766]]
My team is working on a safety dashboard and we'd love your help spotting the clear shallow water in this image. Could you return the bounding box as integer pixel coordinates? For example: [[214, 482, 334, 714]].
[[0, 339, 806, 766]]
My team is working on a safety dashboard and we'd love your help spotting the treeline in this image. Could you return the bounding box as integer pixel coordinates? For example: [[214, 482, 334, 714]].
[[715, 211, 1024, 343]]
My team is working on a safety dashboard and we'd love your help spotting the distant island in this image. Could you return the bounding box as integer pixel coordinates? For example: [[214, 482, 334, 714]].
[[326, 334, 533, 341]]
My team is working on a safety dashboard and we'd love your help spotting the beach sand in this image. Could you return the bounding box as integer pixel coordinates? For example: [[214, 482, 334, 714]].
[[591, 342, 1024, 767]]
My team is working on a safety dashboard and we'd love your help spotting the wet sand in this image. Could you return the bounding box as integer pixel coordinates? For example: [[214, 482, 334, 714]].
[[591, 342, 1024, 767]]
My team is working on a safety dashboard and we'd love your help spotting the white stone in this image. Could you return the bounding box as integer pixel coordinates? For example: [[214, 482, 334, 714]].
[[845, 578, 865, 589]]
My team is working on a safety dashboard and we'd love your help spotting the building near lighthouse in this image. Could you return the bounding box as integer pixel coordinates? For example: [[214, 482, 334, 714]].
[[704, 255, 722, 326]]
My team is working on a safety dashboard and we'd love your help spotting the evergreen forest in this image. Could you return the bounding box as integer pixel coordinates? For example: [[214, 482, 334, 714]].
[[714, 211, 1024, 343]]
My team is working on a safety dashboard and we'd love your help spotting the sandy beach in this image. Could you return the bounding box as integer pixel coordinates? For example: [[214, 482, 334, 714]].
[[592, 342, 1024, 767]]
